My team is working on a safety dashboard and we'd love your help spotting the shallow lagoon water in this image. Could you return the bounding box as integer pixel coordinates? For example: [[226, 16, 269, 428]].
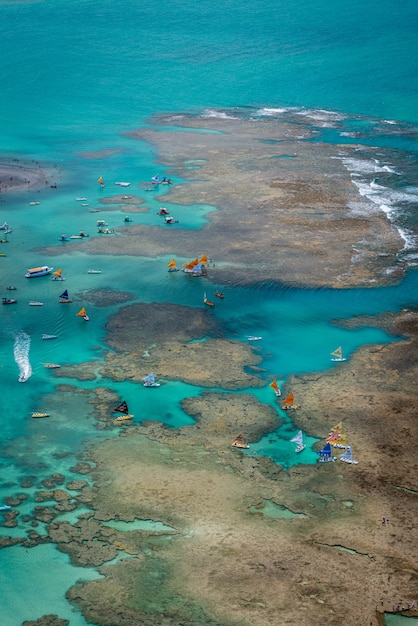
[[1, 0, 418, 623]]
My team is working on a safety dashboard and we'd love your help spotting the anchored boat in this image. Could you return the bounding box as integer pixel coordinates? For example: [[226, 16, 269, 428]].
[[290, 430, 306, 453], [25, 266, 53, 278], [330, 346, 347, 362], [203, 292, 215, 307], [281, 392, 300, 410], [231, 433, 250, 449], [167, 259, 179, 272], [113, 400, 134, 421], [269, 379, 281, 397], [143, 372, 160, 387]]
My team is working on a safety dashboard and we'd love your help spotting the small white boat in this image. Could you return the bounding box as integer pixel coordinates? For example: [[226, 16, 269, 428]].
[[114, 182, 131, 187], [247, 336, 262, 341], [76, 197, 87, 201], [143, 372, 160, 387], [87, 269, 102, 274], [339, 445, 358, 465], [42, 334, 58, 340], [290, 430, 306, 453], [29, 301, 43, 306], [25, 265, 53, 278], [44, 363, 61, 369], [269, 379, 281, 397], [0, 505, 11, 511], [330, 346, 347, 362]]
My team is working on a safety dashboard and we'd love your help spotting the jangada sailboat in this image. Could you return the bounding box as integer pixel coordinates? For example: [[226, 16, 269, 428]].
[[231, 433, 250, 449], [113, 400, 134, 421], [330, 346, 347, 362], [51, 268, 65, 281], [318, 442, 337, 463], [281, 392, 300, 410], [339, 445, 358, 465], [59, 289, 72, 303], [167, 259, 179, 272], [203, 292, 215, 307], [143, 372, 160, 387], [269, 379, 281, 397], [76, 307, 89, 321], [290, 430, 306, 453]]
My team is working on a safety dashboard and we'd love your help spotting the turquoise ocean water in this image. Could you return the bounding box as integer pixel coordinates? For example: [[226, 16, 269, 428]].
[[1, 1, 418, 624]]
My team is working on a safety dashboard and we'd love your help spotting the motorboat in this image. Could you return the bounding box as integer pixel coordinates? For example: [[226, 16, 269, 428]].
[[25, 266, 53, 278], [29, 301, 43, 306], [2, 297, 17, 305]]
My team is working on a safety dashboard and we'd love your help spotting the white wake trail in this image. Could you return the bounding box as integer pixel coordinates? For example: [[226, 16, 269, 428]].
[[14, 331, 32, 383]]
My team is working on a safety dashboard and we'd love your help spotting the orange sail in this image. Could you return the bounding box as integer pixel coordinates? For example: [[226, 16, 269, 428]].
[[199, 254, 208, 265], [269, 379, 281, 396], [168, 259, 177, 268], [53, 268, 63, 278], [97, 176, 104, 184], [282, 392, 294, 406]]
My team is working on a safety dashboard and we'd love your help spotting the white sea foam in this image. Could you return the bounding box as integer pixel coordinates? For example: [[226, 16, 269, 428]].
[[340, 156, 418, 254], [14, 331, 32, 383], [292, 108, 346, 126], [255, 107, 299, 116], [341, 156, 398, 175], [200, 109, 238, 120]]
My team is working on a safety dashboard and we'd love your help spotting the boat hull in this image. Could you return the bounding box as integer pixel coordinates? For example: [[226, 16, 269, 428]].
[[25, 266, 53, 278]]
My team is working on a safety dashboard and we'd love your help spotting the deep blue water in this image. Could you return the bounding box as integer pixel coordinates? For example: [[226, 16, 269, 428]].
[[1, 1, 418, 624]]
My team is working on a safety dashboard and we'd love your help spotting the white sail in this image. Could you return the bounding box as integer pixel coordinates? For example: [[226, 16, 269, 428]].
[[290, 430, 306, 453], [330, 346, 346, 361], [143, 372, 160, 387], [143, 372, 155, 384], [340, 445, 358, 464], [290, 430, 304, 445]]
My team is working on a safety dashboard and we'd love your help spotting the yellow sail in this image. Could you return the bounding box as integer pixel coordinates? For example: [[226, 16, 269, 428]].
[[168, 259, 177, 268], [331, 346, 343, 358], [53, 268, 62, 278], [97, 176, 104, 184], [331, 433, 347, 448], [331, 421, 343, 432], [76, 307, 87, 317]]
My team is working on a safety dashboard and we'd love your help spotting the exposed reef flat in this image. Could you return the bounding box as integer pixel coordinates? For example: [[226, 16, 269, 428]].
[[49, 303, 418, 625], [64, 310, 418, 626], [56, 302, 264, 390], [42, 111, 404, 288]]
